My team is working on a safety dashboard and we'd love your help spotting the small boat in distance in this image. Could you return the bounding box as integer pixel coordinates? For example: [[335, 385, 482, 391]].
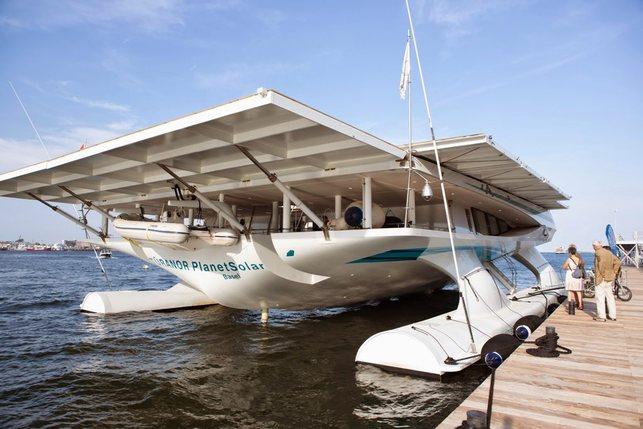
[[555, 246, 565, 254], [98, 248, 112, 259]]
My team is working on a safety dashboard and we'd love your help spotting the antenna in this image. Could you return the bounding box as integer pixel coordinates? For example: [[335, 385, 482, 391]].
[[8, 80, 111, 287], [74, 204, 112, 288], [8, 81, 50, 157]]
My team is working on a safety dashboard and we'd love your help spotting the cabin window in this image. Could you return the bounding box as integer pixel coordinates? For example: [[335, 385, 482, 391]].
[[465, 209, 475, 233], [471, 208, 510, 236], [486, 212, 499, 235], [498, 218, 510, 235], [472, 208, 488, 235]]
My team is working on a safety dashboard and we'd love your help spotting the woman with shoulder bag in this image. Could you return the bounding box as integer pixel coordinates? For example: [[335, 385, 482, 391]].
[[562, 244, 585, 310]]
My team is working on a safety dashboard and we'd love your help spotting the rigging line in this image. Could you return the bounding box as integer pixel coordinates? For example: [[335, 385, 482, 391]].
[[511, 294, 553, 315], [440, 146, 482, 164], [415, 317, 494, 357], [446, 319, 493, 338], [415, 324, 468, 353], [464, 277, 513, 329], [513, 285, 565, 297], [431, 323, 487, 352], [536, 262, 551, 270], [8, 81, 111, 287], [8, 81, 50, 158], [74, 204, 112, 288], [404, 0, 476, 351], [489, 268, 508, 300], [411, 326, 450, 356], [486, 267, 526, 318], [535, 290, 554, 314]]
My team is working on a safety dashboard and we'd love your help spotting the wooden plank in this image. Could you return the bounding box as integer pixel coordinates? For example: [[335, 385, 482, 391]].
[[438, 267, 643, 429]]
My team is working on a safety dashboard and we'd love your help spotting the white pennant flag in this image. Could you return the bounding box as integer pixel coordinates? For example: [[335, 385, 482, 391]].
[[399, 39, 411, 100]]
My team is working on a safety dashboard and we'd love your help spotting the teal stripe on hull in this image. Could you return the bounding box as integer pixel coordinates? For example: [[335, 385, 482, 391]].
[[348, 246, 507, 264], [348, 248, 426, 263]]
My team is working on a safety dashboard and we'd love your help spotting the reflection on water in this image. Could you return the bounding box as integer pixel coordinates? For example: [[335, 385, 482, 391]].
[[0, 251, 569, 428], [354, 364, 486, 426]]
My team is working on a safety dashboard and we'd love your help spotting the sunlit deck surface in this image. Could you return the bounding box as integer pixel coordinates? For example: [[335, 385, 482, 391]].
[[438, 266, 643, 429]]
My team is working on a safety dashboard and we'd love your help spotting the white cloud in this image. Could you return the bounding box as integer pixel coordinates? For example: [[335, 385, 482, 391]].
[[418, 0, 526, 38], [255, 9, 288, 29], [3, 0, 287, 36], [0, 138, 50, 172], [0, 15, 25, 28], [3, 0, 184, 33], [43, 127, 121, 148], [100, 49, 143, 86], [14, 79, 131, 113], [434, 20, 629, 107], [195, 69, 244, 89], [0, 122, 130, 172], [195, 61, 305, 90], [66, 96, 130, 112], [199, 0, 244, 11], [0, 0, 254, 34], [107, 120, 137, 132], [434, 51, 585, 106]]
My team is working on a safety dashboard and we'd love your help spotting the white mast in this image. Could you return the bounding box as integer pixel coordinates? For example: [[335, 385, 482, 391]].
[[403, 29, 413, 227], [404, 0, 476, 352]]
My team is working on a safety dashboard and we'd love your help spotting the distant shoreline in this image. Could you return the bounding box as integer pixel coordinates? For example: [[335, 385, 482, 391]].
[[0, 249, 96, 252]]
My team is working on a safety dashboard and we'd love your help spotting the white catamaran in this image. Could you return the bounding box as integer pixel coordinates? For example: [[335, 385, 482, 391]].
[[0, 88, 568, 376], [0, 5, 569, 378]]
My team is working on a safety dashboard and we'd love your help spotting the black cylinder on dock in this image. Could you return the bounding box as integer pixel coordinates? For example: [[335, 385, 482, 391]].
[[481, 334, 521, 360]]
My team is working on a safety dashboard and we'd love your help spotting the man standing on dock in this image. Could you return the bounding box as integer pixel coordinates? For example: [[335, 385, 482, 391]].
[[592, 240, 621, 322]]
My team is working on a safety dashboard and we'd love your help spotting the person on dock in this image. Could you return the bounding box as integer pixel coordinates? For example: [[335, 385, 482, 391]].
[[562, 244, 584, 310], [592, 240, 621, 322]]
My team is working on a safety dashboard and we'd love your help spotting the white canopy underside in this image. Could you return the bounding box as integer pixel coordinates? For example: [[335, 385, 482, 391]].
[[0, 89, 568, 213], [413, 134, 569, 210]]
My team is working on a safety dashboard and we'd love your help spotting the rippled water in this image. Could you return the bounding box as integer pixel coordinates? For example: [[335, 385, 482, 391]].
[[0, 251, 571, 428]]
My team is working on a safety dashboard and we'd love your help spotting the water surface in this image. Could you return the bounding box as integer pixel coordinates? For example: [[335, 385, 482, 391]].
[[0, 251, 572, 428]]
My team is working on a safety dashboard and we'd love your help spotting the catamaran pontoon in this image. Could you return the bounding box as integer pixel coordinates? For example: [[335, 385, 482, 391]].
[[0, 87, 569, 377]]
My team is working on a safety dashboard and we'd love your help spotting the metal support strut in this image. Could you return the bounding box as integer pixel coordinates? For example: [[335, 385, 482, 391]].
[[156, 163, 248, 236], [235, 146, 330, 240], [58, 186, 116, 221], [27, 192, 105, 240]]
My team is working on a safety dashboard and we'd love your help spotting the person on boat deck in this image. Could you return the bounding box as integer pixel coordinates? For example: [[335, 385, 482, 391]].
[[592, 240, 621, 322], [562, 244, 584, 310]]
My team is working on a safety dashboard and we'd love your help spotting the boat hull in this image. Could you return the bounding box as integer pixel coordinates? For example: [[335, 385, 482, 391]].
[[104, 226, 549, 310]]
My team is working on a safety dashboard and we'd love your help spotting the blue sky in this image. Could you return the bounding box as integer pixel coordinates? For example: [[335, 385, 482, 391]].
[[0, 0, 641, 250]]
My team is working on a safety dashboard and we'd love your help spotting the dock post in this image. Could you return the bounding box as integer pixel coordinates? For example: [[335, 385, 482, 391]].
[[457, 411, 486, 429], [486, 369, 496, 428]]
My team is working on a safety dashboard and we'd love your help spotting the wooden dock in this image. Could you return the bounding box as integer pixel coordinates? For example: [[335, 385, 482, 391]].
[[438, 266, 643, 429]]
